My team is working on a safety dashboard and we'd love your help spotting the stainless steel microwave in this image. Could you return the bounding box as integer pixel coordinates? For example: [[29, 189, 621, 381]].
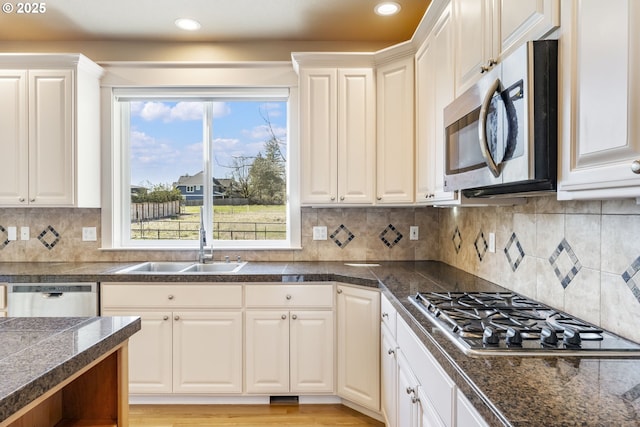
[[443, 40, 558, 197]]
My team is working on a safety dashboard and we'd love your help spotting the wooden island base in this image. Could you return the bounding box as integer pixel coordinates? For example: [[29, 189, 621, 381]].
[[3, 344, 129, 427]]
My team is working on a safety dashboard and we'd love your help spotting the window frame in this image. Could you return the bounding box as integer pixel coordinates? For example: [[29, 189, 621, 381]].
[[103, 84, 300, 251]]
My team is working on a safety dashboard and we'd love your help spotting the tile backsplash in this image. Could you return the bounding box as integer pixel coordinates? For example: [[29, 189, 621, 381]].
[[1, 199, 640, 343]]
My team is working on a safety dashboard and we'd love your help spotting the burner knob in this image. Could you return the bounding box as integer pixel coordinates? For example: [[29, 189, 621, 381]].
[[505, 327, 522, 347], [563, 327, 582, 347], [482, 326, 500, 346], [541, 326, 559, 347]]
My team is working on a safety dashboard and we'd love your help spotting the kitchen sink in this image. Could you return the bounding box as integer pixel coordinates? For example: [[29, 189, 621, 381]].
[[181, 262, 247, 273], [116, 261, 246, 274]]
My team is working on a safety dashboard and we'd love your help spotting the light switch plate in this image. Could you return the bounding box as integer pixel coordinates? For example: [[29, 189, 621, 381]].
[[312, 226, 327, 240], [409, 226, 419, 240], [7, 227, 17, 241], [488, 232, 496, 253], [20, 227, 29, 241], [82, 227, 97, 241]]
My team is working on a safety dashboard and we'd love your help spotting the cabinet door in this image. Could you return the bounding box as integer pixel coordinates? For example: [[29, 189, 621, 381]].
[[453, 0, 497, 94], [337, 68, 376, 204], [0, 71, 28, 206], [337, 284, 380, 411], [376, 57, 415, 204], [290, 310, 334, 393], [103, 310, 173, 394], [397, 352, 419, 427], [500, 0, 560, 59], [416, 5, 456, 204], [173, 311, 243, 394], [300, 68, 338, 204], [381, 325, 398, 427], [28, 69, 74, 206], [456, 392, 489, 427], [245, 310, 290, 394], [558, 1, 640, 199]]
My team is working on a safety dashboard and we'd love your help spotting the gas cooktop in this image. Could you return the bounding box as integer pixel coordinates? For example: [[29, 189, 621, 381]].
[[409, 291, 640, 357]]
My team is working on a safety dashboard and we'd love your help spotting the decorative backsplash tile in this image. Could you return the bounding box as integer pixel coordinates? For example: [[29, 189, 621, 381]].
[[330, 224, 355, 249], [0, 225, 10, 249], [504, 232, 525, 272], [474, 229, 488, 262], [379, 224, 403, 248], [452, 226, 462, 254], [548, 238, 582, 289], [622, 256, 640, 304], [37, 225, 61, 250]]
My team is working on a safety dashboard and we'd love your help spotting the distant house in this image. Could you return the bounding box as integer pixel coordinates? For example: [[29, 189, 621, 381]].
[[130, 185, 148, 198], [173, 172, 228, 202]]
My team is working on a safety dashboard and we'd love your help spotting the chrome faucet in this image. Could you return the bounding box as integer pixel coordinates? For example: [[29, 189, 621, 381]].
[[198, 207, 212, 263]]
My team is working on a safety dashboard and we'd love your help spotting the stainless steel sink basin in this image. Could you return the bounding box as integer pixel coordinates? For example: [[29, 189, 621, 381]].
[[116, 261, 246, 274], [181, 262, 247, 273]]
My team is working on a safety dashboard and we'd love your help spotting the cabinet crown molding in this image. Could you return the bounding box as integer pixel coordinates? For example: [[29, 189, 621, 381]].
[[291, 52, 376, 73], [0, 53, 103, 77]]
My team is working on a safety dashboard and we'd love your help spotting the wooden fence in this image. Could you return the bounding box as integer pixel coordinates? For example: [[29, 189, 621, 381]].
[[131, 201, 181, 222]]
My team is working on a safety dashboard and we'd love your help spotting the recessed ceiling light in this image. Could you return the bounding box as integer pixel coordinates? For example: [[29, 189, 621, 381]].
[[374, 2, 401, 16], [175, 18, 201, 31]]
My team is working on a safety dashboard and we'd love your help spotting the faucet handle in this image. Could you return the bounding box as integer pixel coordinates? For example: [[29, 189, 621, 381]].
[[225, 255, 230, 263], [237, 255, 242, 263]]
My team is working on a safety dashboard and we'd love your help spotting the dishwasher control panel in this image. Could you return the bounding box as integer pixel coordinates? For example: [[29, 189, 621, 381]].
[[7, 282, 98, 317]]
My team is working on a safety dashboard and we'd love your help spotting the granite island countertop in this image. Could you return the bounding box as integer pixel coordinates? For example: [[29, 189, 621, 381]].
[[0, 315, 141, 424], [1, 260, 639, 426]]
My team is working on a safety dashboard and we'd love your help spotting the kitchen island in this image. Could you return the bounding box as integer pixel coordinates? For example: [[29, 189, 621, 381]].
[[0, 316, 140, 427], [1, 260, 639, 426]]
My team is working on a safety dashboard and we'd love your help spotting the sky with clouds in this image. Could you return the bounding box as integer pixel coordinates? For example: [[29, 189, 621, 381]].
[[129, 101, 287, 187]]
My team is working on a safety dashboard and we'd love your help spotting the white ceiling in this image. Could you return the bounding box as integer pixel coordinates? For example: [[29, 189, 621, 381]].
[[0, 0, 430, 44]]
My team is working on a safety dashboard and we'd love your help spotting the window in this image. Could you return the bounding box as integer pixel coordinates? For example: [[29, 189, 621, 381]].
[[109, 87, 299, 249]]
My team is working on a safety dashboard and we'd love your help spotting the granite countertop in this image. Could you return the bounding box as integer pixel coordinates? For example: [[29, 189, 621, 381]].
[[0, 316, 141, 423], [1, 260, 639, 426]]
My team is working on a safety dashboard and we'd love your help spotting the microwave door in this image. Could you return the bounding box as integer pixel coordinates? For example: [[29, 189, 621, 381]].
[[478, 77, 505, 178]]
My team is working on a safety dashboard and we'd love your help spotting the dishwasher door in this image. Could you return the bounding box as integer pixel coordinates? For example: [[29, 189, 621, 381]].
[[7, 283, 98, 316]]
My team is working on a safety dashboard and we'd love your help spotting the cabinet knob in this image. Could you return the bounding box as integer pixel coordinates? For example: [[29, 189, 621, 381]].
[[168, 295, 174, 300], [377, 196, 382, 201], [19, 197, 25, 202], [382, 312, 389, 319], [411, 396, 420, 404], [163, 316, 169, 321], [406, 386, 415, 395], [632, 160, 640, 174], [337, 288, 343, 294], [330, 196, 336, 201], [29, 198, 35, 202], [340, 196, 345, 201], [281, 314, 287, 320], [387, 348, 395, 356], [286, 294, 292, 300], [174, 315, 180, 321], [292, 314, 297, 320]]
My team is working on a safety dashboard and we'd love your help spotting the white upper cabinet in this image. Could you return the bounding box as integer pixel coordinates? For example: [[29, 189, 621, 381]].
[[415, 3, 456, 204], [557, 0, 640, 199], [453, 0, 559, 94], [376, 55, 415, 204], [0, 55, 103, 207], [296, 58, 376, 205]]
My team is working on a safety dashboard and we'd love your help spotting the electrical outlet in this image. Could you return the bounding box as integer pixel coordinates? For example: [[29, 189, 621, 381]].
[[20, 227, 29, 241], [312, 226, 327, 240], [488, 232, 496, 253], [409, 226, 419, 241], [7, 227, 17, 241], [82, 227, 97, 242]]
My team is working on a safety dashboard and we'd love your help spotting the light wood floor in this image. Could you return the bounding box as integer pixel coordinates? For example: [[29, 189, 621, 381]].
[[129, 404, 385, 427]]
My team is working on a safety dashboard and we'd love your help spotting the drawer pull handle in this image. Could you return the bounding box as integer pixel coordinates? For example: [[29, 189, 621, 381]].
[[168, 295, 174, 300], [286, 294, 292, 300]]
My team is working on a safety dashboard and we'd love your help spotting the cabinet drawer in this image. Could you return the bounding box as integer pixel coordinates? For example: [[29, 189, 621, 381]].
[[380, 293, 397, 337], [0, 284, 5, 309], [245, 284, 333, 308], [398, 317, 455, 427], [101, 283, 243, 309]]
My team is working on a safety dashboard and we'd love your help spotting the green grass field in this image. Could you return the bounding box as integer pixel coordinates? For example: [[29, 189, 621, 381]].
[[131, 204, 286, 240]]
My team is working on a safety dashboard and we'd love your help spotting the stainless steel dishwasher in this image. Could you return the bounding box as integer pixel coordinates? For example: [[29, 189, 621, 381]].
[[7, 283, 99, 316]]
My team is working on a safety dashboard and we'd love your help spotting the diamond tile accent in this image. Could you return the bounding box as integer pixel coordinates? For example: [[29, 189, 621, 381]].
[[504, 232, 525, 272], [330, 224, 355, 249], [548, 238, 582, 289], [474, 229, 488, 262], [452, 226, 462, 254], [621, 256, 640, 304], [380, 224, 403, 248], [38, 225, 61, 250], [0, 225, 10, 250]]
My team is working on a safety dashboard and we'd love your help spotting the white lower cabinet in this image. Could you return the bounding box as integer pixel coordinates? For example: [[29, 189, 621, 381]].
[[381, 323, 398, 427], [244, 283, 335, 395], [397, 352, 420, 427], [101, 283, 243, 395], [336, 284, 381, 411]]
